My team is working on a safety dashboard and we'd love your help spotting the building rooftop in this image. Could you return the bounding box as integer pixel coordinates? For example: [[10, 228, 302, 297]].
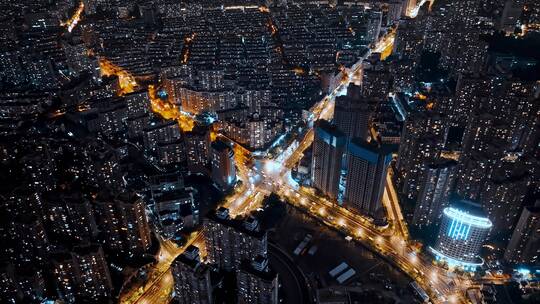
[[206, 208, 266, 239], [315, 119, 346, 148], [348, 138, 392, 163], [444, 200, 492, 228], [239, 258, 277, 282]]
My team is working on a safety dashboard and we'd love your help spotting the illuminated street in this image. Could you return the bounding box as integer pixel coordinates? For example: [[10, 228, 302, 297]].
[[116, 1, 511, 304], [61, 1, 84, 33], [118, 233, 205, 304], [99, 58, 139, 95], [123, 12, 469, 303]]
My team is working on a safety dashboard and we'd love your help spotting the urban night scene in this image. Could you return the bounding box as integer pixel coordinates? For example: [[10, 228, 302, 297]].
[[1, 0, 540, 303]]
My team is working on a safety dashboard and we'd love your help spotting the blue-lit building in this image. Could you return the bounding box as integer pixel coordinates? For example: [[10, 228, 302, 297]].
[[431, 200, 492, 271]]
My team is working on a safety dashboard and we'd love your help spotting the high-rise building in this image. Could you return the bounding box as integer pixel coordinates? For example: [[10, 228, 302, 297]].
[[461, 112, 514, 156], [185, 124, 212, 174], [172, 246, 213, 304], [431, 200, 492, 271], [412, 159, 458, 229], [203, 208, 267, 271], [504, 203, 540, 266], [387, 1, 404, 25], [237, 256, 279, 304], [361, 61, 392, 101], [143, 120, 183, 153], [499, 0, 525, 34], [155, 188, 199, 240], [140, 4, 158, 27], [0, 263, 47, 303], [9, 215, 49, 267], [43, 194, 98, 242], [452, 74, 490, 124], [51, 245, 113, 303], [93, 193, 152, 256], [397, 111, 447, 200], [124, 91, 150, 118], [210, 139, 237, 190], [393, 16, 424, 61], [0, 50, 27, 86], [424, 0, 487, 75], [333, 85, 371, 141], [0, 263, 18, 301], [343, 139, 392, 219], [217, 107, 283, 150], [480, 168, 530, 243], [524, 0, 540, 28], [442, 0, 480, 28], [311, 120, 346, 200], [454, 151, 499, 201], [157, 139, 186, 166], [365, 11, 383, 43]]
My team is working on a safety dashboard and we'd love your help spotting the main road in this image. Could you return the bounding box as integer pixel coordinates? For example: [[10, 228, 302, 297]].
[[121, 7, 465, 303]]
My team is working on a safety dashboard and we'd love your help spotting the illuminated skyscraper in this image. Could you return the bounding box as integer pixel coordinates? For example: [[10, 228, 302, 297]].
[[412, 159, 457, 228], [504, 203, 540, 266], [431, 200, 492, 271], [237, 256, 279, 304], [172, 246, 213, 304], [311, 120, 346, 200], [210, 139, 237, 190], [203, 208, 267, 271], [397, 111, 447, 200], [51, 245, 113, 303], [366, 11, 382, 43], [93, 193, 152, 256], [343, 139, 392, 219], [480, 169, 530, 243], [333, 85, 371, 141], [185, 124, 212, 174]]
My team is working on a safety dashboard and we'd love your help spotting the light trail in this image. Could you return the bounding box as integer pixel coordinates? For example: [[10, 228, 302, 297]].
[[61, 2, 85, 33], [408, 0, 433, 18]]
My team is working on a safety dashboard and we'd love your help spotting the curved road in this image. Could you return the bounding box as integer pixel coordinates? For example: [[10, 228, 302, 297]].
[[269, 242, 313, 304]]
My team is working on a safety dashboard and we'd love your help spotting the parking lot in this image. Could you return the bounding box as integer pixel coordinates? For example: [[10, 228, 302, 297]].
[[268, 202, 419, 303]]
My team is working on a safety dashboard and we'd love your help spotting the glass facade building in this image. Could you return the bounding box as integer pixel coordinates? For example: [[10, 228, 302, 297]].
[[430, 200, 492, 271]]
